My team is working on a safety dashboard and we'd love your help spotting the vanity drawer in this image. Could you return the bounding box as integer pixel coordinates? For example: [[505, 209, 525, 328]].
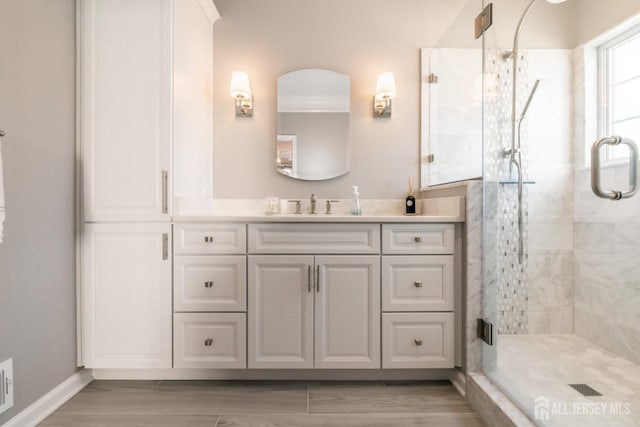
[[174, 223, 246, 255], [174, 256, 246, 312], [382, 224, 454, 254], [382, 312, 454, 369], [382, 255, 453, 311], [248, 223, 380, 254], [174, 313, 246, 369]]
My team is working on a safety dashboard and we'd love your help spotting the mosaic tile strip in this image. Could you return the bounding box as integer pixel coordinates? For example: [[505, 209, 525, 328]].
[[484, 49, 532, 335]]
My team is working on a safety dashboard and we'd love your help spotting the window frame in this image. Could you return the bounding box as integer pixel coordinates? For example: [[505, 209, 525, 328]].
[[597, 24, 640, 166]]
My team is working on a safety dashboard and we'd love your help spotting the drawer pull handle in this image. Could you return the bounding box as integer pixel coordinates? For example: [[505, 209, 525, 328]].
[[204, 281, 214, 288], [204, 338, 213, 347], [414, 338, 423, 346], [414, 236, 422, 243], [414, 281, 423, 288], [204, 236, 214, 243]]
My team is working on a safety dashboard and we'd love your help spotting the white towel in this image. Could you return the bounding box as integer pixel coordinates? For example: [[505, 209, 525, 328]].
[[0, 138, 5, 243]]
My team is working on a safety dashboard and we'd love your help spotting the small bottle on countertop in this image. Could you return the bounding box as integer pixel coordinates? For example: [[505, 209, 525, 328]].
[[406, 177, 416, 214], [351, 185, 361, 215]]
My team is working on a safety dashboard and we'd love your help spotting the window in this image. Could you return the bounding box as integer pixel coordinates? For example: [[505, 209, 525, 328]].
[[598, 25, 640, 164]]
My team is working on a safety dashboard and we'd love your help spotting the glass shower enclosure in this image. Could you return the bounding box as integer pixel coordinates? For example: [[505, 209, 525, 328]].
[[481, 0, 640, 425]]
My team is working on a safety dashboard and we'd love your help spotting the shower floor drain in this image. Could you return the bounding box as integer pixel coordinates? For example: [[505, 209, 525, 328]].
[[569, 384, 602, 396]]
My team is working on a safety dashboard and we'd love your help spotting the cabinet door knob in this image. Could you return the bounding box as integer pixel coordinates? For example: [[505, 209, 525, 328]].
[[414, 338, 423, 346], [204, 338, 213, 346], [414, 236, 422, 243], [414, 281, 423, 288], [204, 236, 214, 243], [204, 281, 214, 288]]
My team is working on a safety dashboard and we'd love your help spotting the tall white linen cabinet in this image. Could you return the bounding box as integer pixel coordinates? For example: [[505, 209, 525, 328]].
[[78, 0, 219, 368]]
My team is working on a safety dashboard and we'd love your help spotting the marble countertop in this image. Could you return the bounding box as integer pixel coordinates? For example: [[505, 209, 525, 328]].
[[172, 213, 463, 223], [172, 196, 465, 223]]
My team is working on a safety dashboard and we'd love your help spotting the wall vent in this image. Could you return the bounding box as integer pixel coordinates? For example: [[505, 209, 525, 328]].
[[0, 358, 14, 415]]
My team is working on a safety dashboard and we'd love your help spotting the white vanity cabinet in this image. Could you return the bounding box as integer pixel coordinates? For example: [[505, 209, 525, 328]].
[[247, 224, 381, 369], [79, 0, 171, 221], [247, 256, 314, 368], [173, 223, 247, 369], [164, 219, 458, 375], [381, 224, 455, 369], [314, 255, 381, 369], [78, 0, 219, 369], [78, 0, 219, 221], [81, 223, 172, 369]]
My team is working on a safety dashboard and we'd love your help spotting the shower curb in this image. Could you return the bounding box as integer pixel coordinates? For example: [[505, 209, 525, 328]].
[[467, 372, 537, 427]]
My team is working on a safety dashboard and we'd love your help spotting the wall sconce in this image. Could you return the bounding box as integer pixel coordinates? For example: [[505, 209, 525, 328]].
[[229, 71, 253, 117], [373, 72, 396, 118]]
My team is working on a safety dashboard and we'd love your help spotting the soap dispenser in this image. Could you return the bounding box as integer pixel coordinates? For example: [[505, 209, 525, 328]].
[[351, 185, 361, 215]]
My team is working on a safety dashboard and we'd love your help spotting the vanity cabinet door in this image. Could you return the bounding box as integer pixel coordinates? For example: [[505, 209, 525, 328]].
[[79, 0, 171, 222], [248, 255, 314, 369], [382, 255, 454, 311], [382, 224, 455, 255], [314, 256, 381, 369], [174, 255, 246, 312], [382, 312, 454, 369], [174, 313, 246, 369], [174, 223, 246, 255], [81, 223, 172, 369]]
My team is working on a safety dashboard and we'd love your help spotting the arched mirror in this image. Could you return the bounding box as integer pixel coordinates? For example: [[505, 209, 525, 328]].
[[276, 69, 350, 180]]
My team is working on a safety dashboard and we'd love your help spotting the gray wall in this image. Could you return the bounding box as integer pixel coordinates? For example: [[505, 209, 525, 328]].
[[0, 0, 77, 423], [211, 0, 468, 199]]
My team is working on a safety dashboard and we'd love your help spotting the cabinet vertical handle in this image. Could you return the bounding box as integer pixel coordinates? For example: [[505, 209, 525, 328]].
[[162, 233, 168, 260], [307, 265, 311, 293], [316, 265, 320, 292], [162, 170, 168, 214]]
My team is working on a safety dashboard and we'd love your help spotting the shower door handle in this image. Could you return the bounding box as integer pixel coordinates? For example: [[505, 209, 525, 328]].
[[591, 136, 638, 200]]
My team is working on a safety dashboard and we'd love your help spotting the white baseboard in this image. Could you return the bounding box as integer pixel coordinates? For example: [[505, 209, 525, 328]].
[[450, 368, 467, 396], [92, 368, 456, 381], [3, 369, 93, 427]]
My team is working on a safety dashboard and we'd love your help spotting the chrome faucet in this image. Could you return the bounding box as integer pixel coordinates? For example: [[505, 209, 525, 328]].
[[310, 194, 317, 214], [288, 200, 302, 214], [325, 200, 339, 214]]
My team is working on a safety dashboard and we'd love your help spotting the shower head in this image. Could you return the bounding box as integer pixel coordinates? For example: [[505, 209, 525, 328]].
[[519, 79, 540, 121]]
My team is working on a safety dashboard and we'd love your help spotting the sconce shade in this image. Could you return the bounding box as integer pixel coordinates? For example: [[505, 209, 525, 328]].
[[229, 71, 252, 99], [375, 72, 396, 100]]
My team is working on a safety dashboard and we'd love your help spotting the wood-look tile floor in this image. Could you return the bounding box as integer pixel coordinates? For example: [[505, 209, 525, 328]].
[[40, 380, 485, 426]]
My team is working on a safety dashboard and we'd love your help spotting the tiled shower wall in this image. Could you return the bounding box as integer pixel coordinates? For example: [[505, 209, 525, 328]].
[[485, 49, 574, 335], [484, 49, 530, 335], [525, 50, 574, 334]]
